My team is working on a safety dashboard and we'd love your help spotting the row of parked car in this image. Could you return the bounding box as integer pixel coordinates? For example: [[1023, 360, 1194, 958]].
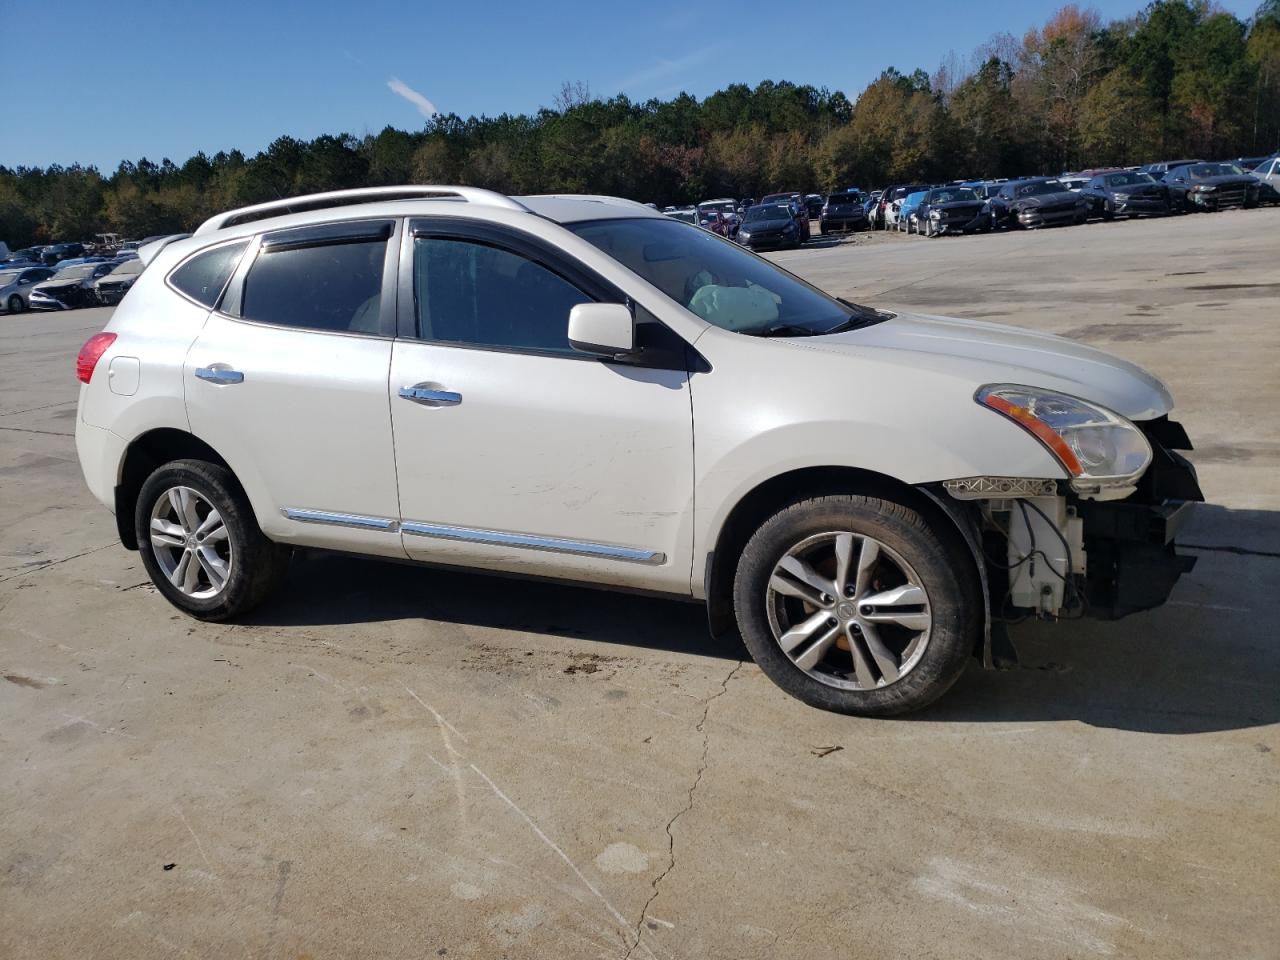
[[663, 153, 1280, 251], [0, 255, 147, 313], [869, 155, 1279, 238], [662, 190, 868, 251], [0, 234, 182, 313]]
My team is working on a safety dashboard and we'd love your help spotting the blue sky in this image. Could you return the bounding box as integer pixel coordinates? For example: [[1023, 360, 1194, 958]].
[[2, 0, 1259, 171]]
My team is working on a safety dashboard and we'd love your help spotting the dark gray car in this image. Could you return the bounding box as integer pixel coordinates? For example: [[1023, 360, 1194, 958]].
[[1162, 162, 1261, 212], [988, 178, 1088, 229]]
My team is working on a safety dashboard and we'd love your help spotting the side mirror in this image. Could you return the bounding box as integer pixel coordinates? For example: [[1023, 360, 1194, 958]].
[[568, 303, 634, 357]]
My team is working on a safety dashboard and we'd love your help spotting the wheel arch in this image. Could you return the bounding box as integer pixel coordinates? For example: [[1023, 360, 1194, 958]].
[[702, 466, 984, 643], [114, 428, 234, 550]]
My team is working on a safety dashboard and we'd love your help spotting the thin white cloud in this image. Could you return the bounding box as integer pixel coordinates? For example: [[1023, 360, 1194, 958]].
[[615, 44, 722, 93], [387, 77, 439, 117]]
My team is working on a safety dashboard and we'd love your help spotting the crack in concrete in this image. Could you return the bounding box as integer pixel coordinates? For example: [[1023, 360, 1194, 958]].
[[625, 660, 744, 959], [0, 543, 116, 584]]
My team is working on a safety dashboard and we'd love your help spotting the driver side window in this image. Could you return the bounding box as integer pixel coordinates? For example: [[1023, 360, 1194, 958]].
[[412, 238, 592, 356]]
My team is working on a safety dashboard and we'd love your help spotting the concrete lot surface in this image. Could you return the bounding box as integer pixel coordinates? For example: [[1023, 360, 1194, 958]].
[[2, 212, 1277, 959]]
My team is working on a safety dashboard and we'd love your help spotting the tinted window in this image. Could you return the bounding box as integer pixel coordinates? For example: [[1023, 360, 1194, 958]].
[[927, 189, 978, 203], [413, 238, 591, 354], [170, 241, 249, 307], [744, 205, 791, 222], [241, 238, 385, 333], [1015, 180, 1065, 197]]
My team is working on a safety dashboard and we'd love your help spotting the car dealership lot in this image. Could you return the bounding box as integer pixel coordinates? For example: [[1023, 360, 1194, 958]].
[[2, 212, 1277, 959]]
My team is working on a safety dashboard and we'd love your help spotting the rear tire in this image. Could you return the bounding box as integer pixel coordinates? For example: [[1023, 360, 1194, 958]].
[[135, 459, 291, 621], [732, 494, 979, 716]]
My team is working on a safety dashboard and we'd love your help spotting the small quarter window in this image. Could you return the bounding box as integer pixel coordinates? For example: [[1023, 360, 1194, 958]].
[[241, 235, 387, 334], [413, 237, 591, 354], [170, 241, 248, 308]]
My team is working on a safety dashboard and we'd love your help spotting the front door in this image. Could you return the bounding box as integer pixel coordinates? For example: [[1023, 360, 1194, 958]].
[[389, 222, 695, 593]]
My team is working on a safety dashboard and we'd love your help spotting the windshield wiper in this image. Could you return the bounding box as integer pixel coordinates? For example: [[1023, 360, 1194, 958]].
[[825, 300, 892, 334], [758, 322, 823, 338]]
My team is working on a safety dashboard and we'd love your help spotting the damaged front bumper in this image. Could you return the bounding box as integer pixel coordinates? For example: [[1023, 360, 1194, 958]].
[[1074, 416, 1202, 619], [929, 416, 1203, 666]]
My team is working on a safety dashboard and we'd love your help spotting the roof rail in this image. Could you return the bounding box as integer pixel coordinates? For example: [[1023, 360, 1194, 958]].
[[193, 186, 530, 235], [522, 193, 655, 212]]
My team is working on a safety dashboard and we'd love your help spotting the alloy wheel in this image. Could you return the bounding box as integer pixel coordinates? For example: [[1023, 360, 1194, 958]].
[[765, 532, 931, 691], [149, 486, 233, 599]]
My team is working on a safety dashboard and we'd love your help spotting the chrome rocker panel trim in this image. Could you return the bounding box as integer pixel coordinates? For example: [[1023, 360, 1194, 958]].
[[281, 509, 664, 564], [401, 521, 665, 565], [282, 508, 400, 531]]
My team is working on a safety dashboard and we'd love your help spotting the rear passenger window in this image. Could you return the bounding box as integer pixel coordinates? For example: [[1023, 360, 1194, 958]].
[[413, 237, 591, 354], [241, 231, 388, 334], [170, 241, 248, 307]]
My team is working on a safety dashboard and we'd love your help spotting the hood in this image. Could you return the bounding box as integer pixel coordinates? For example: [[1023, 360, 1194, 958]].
[[742, 220, 790, 233], [36, 278, 84, 291], [799, 311, 1173, 421]]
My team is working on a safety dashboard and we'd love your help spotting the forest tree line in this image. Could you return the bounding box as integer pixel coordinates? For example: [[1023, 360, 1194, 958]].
[[2, 0, 1278, 247]]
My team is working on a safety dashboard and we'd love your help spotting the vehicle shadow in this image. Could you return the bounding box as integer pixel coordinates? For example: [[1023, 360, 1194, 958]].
[[246, 550, 747, 662], [247, 505, 1277, 735]]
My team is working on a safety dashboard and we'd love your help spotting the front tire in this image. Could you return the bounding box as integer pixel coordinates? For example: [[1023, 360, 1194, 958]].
[[135, 459, 291, 621], [732, 495, 979, 716], [6, 295, 22, 314]]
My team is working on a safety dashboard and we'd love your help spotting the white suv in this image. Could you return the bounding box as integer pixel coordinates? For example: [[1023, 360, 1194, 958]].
[[75, 186, 1202, 715]]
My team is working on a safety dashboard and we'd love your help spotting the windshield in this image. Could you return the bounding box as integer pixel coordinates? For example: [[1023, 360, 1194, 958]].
[[1016, 180, 1066, 197], [744, 205, 791, 223], [1105, 172, 1144, 187], [568, 217, 881, 337], [827, 193, 861, 205], [698, 201, 736, 215], [667, 210, 696, 223], [927, 188, 978, 203], [59, 264, 96, 280], [1187, 162, 1242, 178]]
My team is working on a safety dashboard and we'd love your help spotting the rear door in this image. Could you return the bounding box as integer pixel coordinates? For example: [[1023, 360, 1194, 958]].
[[388, 218, 695, 594], [184, 218, 407, 558]]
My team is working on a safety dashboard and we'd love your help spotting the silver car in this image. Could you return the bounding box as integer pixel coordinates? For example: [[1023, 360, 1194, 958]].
[[1251, 155, 1280, 203], [0, 265, 56, 313]]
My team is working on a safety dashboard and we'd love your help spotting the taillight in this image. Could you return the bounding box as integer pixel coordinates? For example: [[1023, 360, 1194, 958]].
[[76, 332, 116, 384]]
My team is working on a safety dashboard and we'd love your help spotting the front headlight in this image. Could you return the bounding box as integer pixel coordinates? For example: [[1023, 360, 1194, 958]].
[[929, 209, 942, 219], [975, 384, 1152, 495], [738, 230, 751, 240]]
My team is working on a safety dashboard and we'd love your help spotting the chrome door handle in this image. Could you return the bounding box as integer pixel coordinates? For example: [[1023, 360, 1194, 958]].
[[194, 366, 244, 385], [399, 384, 461, 406]]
